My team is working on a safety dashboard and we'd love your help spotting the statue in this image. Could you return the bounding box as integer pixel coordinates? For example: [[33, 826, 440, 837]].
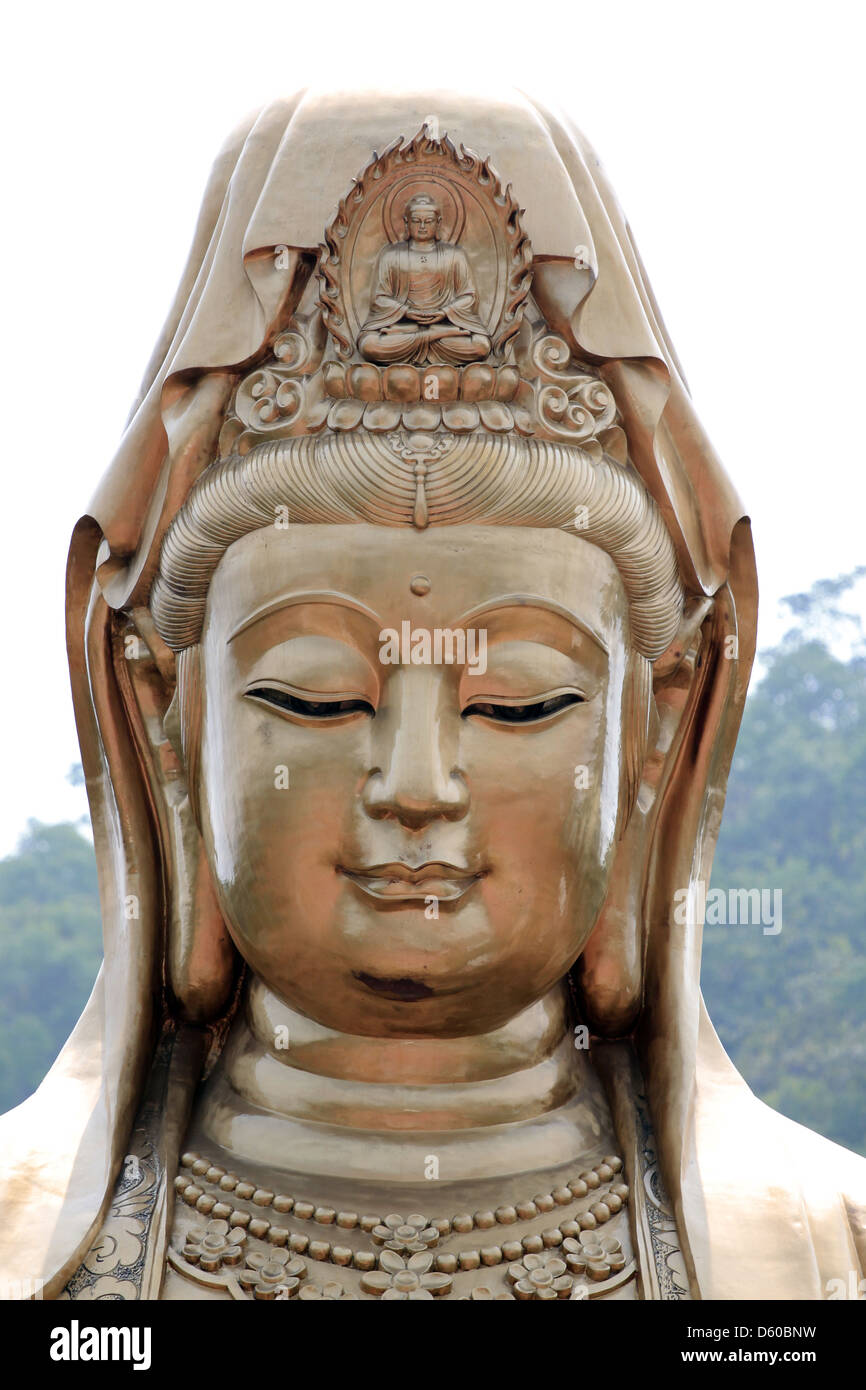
[[358, 192, 492, 363], [1, 87, 864, 1305]]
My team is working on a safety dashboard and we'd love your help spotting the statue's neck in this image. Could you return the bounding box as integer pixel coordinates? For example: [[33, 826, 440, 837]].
[[196, 975, 619, 1185]]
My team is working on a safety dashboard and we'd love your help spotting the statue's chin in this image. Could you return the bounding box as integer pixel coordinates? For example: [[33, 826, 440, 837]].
[[241, 957, 584, 1044]]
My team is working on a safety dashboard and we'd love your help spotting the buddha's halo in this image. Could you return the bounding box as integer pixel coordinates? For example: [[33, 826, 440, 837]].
[[150, 430, 685, 660]]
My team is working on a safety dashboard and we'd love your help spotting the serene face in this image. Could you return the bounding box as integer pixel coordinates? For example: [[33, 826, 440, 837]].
[[406, 203, 439, 242], [197, 524, 632, 1037]]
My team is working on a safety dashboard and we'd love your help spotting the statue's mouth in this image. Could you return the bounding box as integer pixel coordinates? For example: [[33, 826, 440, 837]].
[[338, 861, 484, 902], [352, 972, 436, 1002]]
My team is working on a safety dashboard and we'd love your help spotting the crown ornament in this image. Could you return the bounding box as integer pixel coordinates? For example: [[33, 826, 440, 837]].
[[217, 128, 627, 466]]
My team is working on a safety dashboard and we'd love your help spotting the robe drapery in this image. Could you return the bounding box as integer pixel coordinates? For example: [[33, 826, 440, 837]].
[[0, 83, 864, 1301]]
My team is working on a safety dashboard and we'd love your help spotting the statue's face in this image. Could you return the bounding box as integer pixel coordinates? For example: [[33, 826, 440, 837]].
[[406, 203, 439, 242], [198, 524, 631, 1037]]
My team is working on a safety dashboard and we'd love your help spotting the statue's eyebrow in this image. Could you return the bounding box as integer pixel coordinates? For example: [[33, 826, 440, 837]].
[[226, 590, 384, 645], [450, 594, 610, 655]]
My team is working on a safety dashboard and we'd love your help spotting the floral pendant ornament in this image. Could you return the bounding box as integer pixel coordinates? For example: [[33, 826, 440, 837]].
[[370, 1214, 440, 1253], [360, 1250, 453, 1299], [239, 1250, 308, 1300], [182, 1219, 247, 1271], [297, 1282, 356, 1301], [506, 1252, 574, 1300], [165, 1149, 640, 1301]]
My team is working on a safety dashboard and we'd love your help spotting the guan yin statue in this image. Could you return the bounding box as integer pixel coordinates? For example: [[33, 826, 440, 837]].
[[2, 87, 865, 1303]]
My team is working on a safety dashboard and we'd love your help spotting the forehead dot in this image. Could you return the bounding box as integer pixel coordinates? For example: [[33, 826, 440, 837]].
[[410, 574, 431, 597]]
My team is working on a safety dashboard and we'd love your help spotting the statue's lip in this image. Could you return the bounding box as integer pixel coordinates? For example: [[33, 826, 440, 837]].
[[352, 972, 436, 1001], [338, 861, 484, 901]]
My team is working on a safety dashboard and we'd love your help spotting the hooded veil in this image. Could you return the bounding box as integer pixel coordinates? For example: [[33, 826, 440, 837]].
[[2, 85, 864, 1301]]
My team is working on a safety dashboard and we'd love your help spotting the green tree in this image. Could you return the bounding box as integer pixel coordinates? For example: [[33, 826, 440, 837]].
[[702, 570, 866, 1154], [0, 820, 103, 1112]]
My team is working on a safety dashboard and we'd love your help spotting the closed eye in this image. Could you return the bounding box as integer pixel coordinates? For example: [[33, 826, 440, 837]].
[[246, 686, 374, 720], [462, 692, 586, 724]]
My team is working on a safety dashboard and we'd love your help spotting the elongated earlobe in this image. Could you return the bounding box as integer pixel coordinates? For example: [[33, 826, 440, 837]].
[[123, 623, 237, 1022], [575, 602, 713, 1035], [163, 785, 237, 1022]]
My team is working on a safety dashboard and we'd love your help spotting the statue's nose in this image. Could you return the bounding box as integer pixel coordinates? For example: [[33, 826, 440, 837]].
[[361, 670, 469, 829]]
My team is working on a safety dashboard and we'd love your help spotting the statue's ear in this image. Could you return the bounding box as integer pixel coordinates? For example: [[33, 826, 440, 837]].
[[574, 598, 714, 1035], [120, 613, 238, 1023]]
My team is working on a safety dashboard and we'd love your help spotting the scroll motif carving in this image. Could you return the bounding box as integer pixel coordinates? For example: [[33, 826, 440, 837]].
[[218, 314, 329, 456], [527, 333, 625, 459]]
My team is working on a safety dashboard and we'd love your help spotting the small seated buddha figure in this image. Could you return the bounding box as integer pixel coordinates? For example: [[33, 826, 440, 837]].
[[358, 193, 492, 365]]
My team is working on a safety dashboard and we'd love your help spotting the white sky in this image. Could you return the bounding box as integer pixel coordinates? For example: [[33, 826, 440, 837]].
[[1, 0, 864, 855]]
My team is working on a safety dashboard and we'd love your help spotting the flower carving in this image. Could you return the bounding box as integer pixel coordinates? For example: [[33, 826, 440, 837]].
[[506, 1252, 573, 1300], [238, 1249, 308, 1300], [360, 1250, 452, 1300], [371, 1213, 440, 1254], [562, 1233, 625, 1283], [297, 1281, 356, 1301], [182, 1218, 247, 1272]]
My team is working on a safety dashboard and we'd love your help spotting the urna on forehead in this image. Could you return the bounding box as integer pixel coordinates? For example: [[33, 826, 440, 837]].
[[201, 521, 630, 658]]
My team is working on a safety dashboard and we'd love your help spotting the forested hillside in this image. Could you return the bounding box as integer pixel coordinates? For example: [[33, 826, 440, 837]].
[[0, 821, 102, 1112], [1, 574, 864, 1154], [700, 571, 866, 1153]]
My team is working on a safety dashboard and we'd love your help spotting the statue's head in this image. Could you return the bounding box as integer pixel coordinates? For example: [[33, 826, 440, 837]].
[[6, 92, 759, 1301], [149, 428, 684, 1038], [403, 192, 441, 243], [69, 111, 755, 1090]]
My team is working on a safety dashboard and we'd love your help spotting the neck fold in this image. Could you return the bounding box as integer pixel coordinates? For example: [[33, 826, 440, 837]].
[[198, 976, 619, 1184]]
